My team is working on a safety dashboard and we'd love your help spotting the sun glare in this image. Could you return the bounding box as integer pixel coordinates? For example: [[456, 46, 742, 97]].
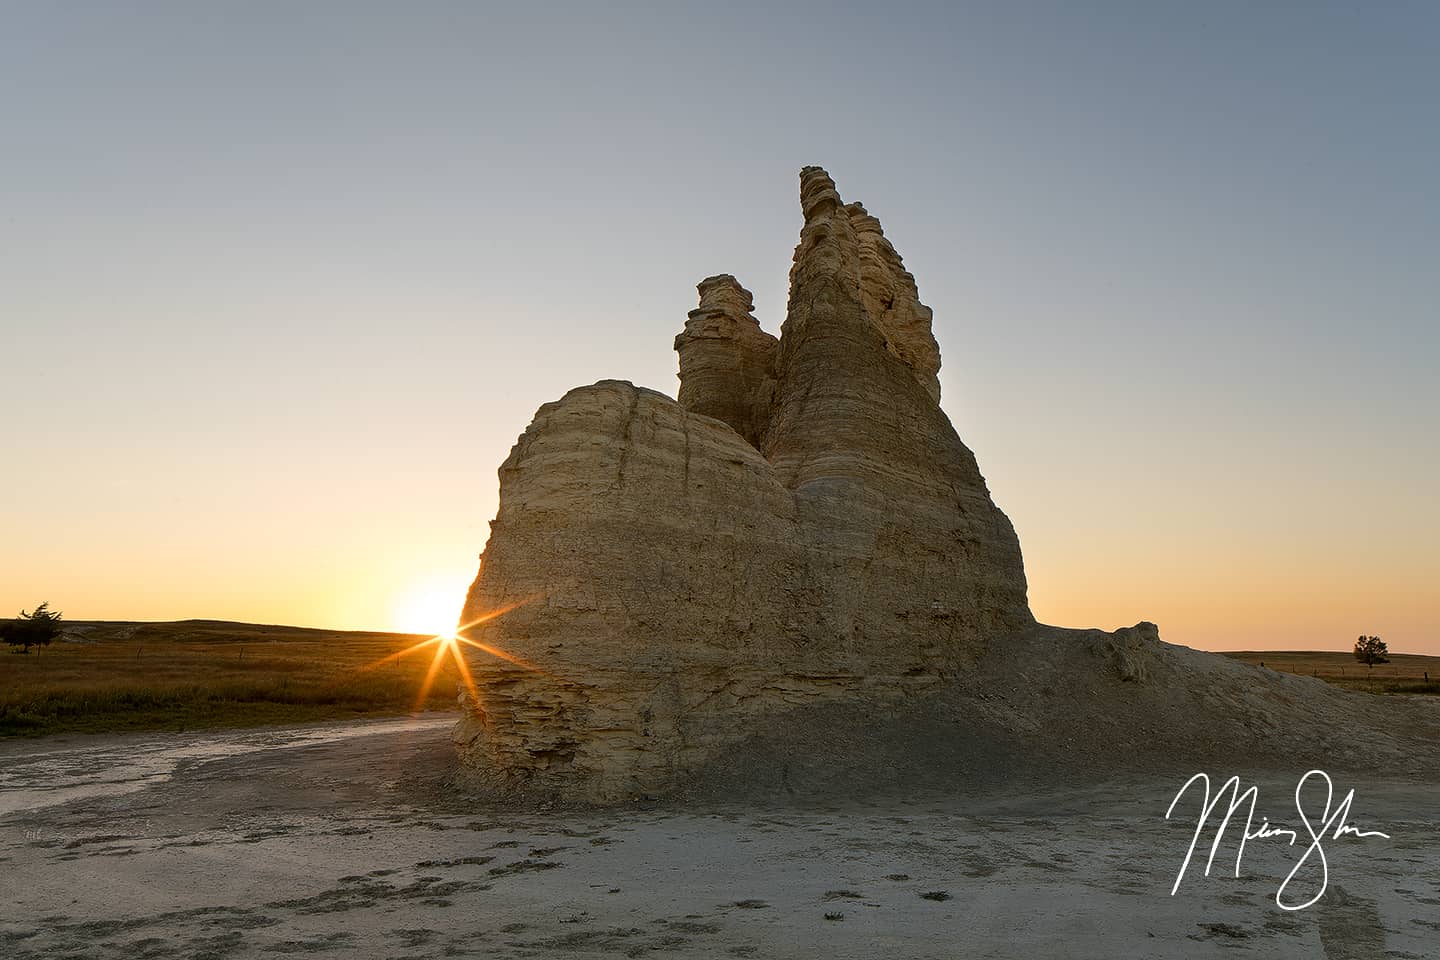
[[365, 587, 550, 713], [392, 577, 467, 637]]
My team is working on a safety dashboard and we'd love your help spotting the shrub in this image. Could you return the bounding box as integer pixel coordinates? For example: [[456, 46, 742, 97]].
[[3, 602, 62, 654], [1353, 635, 1389, 667]]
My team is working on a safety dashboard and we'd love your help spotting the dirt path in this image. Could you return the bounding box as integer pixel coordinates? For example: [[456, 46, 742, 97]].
[[2, 717, 1437, 958]]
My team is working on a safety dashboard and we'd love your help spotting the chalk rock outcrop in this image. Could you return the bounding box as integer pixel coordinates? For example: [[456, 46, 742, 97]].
[[454, 166, 1030, 800]]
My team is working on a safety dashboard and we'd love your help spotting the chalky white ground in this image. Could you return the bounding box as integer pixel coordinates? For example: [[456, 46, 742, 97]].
[[3, 714, 1437, 959]]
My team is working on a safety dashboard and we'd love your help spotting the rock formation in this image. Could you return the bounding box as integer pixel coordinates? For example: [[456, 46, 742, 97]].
[[453, 166, 1034, 801], [673, 274, 776, 449]]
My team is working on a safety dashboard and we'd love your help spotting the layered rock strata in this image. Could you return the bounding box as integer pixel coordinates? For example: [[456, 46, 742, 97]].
[[454, 166, 1030, 800]]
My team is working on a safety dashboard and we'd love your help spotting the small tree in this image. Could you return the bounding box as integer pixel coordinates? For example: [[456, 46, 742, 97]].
[[3, 602, 63, 654], [1353, 634, 1389, 668]]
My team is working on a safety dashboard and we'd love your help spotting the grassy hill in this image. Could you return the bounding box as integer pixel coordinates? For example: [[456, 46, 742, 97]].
[[1223, 649, 1440, 695], [1, 619, 463, 736]]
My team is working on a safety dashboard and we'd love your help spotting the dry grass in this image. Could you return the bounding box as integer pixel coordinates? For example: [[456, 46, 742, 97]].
[[1223, 650, 1440, 696], [7, 620, 1436, 738], [0, 619, 464, 737]]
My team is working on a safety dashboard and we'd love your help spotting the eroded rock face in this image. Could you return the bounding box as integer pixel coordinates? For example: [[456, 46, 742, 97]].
[[455, 166, 1031, 800], [847, 200, 942, 403]]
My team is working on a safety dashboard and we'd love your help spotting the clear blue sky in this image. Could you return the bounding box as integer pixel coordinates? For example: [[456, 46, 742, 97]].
[[2, 2, 1436, 651]]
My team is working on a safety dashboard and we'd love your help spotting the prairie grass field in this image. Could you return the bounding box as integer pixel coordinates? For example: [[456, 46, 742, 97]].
[[1223, 649, 1440, 696], [0, 620, 462, 736]]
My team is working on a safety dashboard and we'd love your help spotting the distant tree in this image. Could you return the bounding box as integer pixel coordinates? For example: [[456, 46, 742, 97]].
[[3, 602, 63, 654], [1353, 635, 1389, 668]]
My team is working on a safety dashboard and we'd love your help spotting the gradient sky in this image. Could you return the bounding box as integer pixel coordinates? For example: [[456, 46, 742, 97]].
[[2, 2, 1436, 652]]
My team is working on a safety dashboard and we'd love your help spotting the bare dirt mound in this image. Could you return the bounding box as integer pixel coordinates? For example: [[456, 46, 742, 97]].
[[683, 623, 1440, 805]]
